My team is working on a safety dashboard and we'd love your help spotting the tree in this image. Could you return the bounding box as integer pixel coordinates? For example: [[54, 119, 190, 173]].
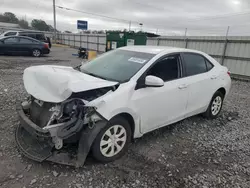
[[3, 12, 18, 23], [31, 19, 50, 31], [18, 19, 29, 29], [0, 12, 19, 23]]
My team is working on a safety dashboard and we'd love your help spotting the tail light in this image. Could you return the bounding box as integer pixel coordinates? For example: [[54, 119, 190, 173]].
[[44, 43, 49, 49], [227, 71, 231, 76]]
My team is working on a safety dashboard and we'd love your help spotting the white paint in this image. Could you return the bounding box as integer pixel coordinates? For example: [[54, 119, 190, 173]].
[[82, 47, 231, 138], [127, 39, 135, 46], [128, 57, 147, 64], [23, 46, 231, 139], [145, 75, 164, 87], [111, 41, 117, 49], [23, 65, 118, 103]]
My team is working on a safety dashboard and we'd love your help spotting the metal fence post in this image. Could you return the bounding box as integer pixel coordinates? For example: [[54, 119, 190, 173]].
[[185, 38, 188, 48], [74, 34, 75, 48], [80, 33, 82, 47], [68, 34, 70, 46], [221, 39, 228, 65], [221, 26, 230, 65], [87, 35, 89, 50], [157, 38, 160, 46], [97, 35, 99, 52]]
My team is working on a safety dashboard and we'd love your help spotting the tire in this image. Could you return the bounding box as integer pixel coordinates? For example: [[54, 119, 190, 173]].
[[92, 116, 131, 163], [204, 91, 224, 119], [32, 49, 41, 57]]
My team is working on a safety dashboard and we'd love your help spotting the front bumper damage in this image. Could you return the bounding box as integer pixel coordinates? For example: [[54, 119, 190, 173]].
[[15, 104, 107, 167]]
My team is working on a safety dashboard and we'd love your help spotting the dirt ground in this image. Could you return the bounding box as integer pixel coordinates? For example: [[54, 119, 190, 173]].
[[0, 47, 250, 188]]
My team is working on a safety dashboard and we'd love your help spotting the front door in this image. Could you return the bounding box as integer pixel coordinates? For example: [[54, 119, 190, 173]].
[[3, 37, 20, 54], [131, 54, 189, 134]]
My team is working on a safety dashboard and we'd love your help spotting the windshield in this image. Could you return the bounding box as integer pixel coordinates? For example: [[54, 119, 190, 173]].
[[80, 49, 155, 82]]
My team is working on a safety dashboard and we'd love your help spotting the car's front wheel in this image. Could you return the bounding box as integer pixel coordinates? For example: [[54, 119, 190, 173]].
[[204, 91, 224, 119], [32, 49, 41, 57], [92, 116, 131, 162]]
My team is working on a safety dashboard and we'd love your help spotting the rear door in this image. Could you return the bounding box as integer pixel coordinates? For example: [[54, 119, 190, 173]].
[[18, 38, 36, 54], [181, 52, 217, 117]]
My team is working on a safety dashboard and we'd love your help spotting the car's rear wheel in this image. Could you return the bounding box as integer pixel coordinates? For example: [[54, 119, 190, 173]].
[[32, 49, 41, 57], [92, 116, 131, 162], [204, 91, 224, 119]]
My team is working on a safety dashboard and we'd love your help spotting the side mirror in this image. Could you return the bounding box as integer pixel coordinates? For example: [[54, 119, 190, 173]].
[[145, 75, 164, 87]]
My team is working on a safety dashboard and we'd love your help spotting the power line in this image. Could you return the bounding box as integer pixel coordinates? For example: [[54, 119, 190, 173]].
[[55, 4, 250, 34], [56, 5, 140, 24]]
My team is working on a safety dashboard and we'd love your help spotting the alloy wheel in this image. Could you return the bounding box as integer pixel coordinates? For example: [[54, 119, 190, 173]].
[[211, 96, 222, 115], [100, 125, 127, 157], [33, 49, 41, 57]]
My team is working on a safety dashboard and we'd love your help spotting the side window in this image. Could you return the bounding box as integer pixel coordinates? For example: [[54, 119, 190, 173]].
[[147, 55, 180, 82], [4, 32, 17, 36], [19, 33, 28, 37], [36, 34, 46, 40], [19, 38, 33, 44], [205, 59, 214, 71], [27, 34, 36, 39], [4, 37, 19, 44], [182, 53, 207, 76]]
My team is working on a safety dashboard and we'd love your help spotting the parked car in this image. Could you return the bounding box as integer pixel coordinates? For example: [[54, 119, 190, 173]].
[[0, 30, 51, 48], [0, 36, 50, 57], [15, 46, 231, 166]]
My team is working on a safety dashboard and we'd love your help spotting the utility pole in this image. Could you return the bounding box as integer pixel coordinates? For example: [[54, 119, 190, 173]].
[[184, 28, 187, 38], [53, 0, 57, 41], [225, 26, 230, 39], [129, 21, 131, 31]]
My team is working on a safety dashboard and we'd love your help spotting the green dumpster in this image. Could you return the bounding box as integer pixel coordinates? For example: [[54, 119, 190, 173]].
[[106, 31, 147, 51]]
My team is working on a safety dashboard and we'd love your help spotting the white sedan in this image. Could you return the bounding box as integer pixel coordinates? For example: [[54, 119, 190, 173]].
[[16, 46, 231, 166]]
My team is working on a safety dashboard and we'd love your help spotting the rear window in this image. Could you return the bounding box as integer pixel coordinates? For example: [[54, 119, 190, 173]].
[[36, 34, 46, 40], [182, 53, 207, 76], [4, 32, 17, 36]]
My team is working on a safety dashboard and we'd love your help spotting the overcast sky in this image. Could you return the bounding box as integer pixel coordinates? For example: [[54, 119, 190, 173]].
[[1, 0, 250, 36]]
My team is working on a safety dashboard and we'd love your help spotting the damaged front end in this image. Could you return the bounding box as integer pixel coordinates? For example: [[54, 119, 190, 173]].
[[15, 95, 107, 167]]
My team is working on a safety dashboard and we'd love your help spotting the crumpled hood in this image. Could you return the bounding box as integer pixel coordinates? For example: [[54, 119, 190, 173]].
[[23, 65, 118, 103]]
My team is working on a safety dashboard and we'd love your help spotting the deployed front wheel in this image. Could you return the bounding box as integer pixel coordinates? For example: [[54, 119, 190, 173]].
[[92, 117, 131, 162]]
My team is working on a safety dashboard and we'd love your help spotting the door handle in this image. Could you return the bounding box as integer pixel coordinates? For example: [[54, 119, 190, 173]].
[[210, 75, 218, 80], [178, 84, 188, 89]]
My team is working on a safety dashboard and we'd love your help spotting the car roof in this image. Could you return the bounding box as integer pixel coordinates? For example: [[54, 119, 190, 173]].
[[0, 36, 42, 43], [120, 45, 205, 55], [3, 30, 44, 34], [19, 31, 44, 34], [3, 30, 19, 33]]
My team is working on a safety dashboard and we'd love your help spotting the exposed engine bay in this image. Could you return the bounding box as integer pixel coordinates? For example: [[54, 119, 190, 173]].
[[23, 86, 115, 149], [16, 86, 116, 167]]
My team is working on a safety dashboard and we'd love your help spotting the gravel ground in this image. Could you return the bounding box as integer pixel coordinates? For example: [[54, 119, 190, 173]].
[[0, 47, 250, 188]]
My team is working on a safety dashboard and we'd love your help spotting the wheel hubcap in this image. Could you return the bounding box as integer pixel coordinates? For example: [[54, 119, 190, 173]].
[[33, 50, 40, 57], [211, 96, 222, 115], [100, 125, 127, 157]]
